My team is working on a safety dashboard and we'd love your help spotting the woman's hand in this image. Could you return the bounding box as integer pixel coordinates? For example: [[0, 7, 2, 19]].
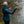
[[16, 6, 18, 8], [9, 8, 12, 11]]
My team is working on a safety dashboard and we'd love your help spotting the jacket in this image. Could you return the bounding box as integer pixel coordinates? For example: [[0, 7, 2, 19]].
[[2, 6, 16, 21]]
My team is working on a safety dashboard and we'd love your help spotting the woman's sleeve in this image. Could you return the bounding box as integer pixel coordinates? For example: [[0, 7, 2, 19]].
[[5, 8, 16, 14]]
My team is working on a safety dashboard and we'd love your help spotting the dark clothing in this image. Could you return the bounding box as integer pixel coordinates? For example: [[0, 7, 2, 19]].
[[4, 20, 10, 24], [2, 6, 16, 21]]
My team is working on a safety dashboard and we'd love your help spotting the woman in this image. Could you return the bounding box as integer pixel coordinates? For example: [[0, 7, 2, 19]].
[[2, 1, 18, 24]]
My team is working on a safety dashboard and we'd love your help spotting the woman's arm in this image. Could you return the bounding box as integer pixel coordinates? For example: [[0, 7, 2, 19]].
[[5, 8, 17, 15]]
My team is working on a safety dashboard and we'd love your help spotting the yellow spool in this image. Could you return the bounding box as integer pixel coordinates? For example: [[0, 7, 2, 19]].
[[0, 22, 4, 24]]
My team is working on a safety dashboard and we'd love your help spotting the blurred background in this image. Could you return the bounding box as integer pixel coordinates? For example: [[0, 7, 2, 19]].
[[0, 0, 24, 24]]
